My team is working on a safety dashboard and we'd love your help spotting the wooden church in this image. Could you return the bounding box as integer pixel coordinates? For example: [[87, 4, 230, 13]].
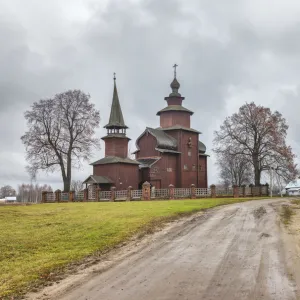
[[83, 67, 208, 190]]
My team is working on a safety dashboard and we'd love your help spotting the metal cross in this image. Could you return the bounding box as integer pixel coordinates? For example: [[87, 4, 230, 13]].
[[113, 72, 116, 80], [173, 64, 178, 78]]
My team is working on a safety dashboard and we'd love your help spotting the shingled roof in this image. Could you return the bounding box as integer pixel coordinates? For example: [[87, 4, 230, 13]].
[[137, 158, 160, 168], [158, 126, 201, 134], [83, 175, 114, 184], [147, 127, 178, 150], [104, 78, 128, 129], [156, 105, 194, 116], [91, 156, 140, 166], [135, 127, 178, 154], [198, 140, 206, 154]]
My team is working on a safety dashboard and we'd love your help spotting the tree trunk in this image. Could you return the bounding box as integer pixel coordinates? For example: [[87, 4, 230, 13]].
[[63, 179, 71, 192], [253, 154, 261, 186], [254, 164, 261, 186], [63, 154, 72, 192], [254, 169, 260, 186]]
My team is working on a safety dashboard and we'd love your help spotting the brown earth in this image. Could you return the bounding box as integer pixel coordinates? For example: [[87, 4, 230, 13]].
[[27, 198, 300, 300]]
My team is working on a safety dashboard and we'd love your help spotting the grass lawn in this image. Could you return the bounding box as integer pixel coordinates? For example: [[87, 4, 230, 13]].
[[0, 197, 265, 298]]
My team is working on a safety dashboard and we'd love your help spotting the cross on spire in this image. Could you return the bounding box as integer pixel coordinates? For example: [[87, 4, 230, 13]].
[[173, 64, 178, 78], [113, 72, 116, 81]]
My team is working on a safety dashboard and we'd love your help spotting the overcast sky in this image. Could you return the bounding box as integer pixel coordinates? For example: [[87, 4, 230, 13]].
[[1, 0, 300, 190]]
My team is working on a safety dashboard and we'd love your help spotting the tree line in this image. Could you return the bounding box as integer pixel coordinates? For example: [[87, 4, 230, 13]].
[[0, 180, 84, 202]]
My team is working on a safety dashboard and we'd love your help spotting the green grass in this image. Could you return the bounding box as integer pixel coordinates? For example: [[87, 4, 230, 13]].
[[0, 197, 264, 298]]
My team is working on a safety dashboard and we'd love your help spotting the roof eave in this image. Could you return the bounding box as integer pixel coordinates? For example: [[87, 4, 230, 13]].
[[199, 153, 210, 157], [156, 148, 181, 154], [161, 127, 201, 134], [104, 124, 129, 129]]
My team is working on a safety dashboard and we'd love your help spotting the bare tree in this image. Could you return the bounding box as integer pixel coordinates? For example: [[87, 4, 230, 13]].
[[0, 185, 16, 198], [70, 180, 84, 193], [17, 184, 52, 203], [214, 102, 297, 186], [217, 152, 252, 187], [21, 90, 100, 191]]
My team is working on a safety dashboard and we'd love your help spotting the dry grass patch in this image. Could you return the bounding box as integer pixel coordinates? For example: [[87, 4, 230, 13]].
[[281, 204, 295, 225], [291, 199, 300, 206]]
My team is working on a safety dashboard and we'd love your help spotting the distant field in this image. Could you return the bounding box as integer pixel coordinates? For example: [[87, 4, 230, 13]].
[[0, 197, 266, 298]]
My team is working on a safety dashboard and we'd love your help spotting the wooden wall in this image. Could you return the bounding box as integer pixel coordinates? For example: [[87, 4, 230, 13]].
[[136, 133, 160, 159], [103, 137, 129, 158], [160, 111, 191, 128], [93, 163, 139, 190]]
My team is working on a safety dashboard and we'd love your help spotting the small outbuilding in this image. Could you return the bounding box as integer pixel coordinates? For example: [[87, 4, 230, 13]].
[[285, 179, 300, 195], [287, 188, 300, 196]]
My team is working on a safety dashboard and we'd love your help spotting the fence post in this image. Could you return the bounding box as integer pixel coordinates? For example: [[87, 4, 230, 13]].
[[127, 186, 133, 201], [169, 184, 175, 200], [69, 191, 75, 202], [191, 184, 196, 199], [96, 188, 101, 202], [110, 187, 116, 202], [83, 188, 88, 202], [233, 185, 239, 198], [259, 184, 262, 197], [249, 184, 254, 197], [55, 189, 61, 202], [210, 185, 216, 198], [242, 185, 246, 197], [41, 191, 47, 203], [142, 181, 151, 201], [265, 183, 269, 196]]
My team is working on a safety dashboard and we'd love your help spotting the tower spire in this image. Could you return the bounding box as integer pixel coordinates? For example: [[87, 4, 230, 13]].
[[104, 73, 128, 133]]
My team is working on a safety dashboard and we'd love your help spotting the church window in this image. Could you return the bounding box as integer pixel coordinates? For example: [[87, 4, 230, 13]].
[[184, 164, 188, 170], [192, 165, 196, 171], [153, 167, 159, 173], [188, 151, 192, 157], [167, 168, 172, 172]]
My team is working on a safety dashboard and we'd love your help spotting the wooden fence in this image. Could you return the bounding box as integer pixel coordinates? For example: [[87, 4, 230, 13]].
[[41, 183, 269, 203]]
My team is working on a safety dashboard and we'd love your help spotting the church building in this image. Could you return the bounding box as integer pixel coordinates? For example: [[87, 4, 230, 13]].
[[83, 66, 208, 190]]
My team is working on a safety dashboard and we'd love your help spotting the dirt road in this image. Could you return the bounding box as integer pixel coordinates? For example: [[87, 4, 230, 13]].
[[36, 199, 299, 300]]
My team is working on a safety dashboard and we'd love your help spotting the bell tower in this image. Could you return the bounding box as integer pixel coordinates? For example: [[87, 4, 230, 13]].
[[102, 74, 130, 158]]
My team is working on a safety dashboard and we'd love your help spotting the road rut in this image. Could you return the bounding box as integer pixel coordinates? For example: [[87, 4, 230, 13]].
[[44, 199, 299, 300]]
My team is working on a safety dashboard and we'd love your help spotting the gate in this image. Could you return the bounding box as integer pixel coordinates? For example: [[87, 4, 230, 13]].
[[88, 185, 96, 200]]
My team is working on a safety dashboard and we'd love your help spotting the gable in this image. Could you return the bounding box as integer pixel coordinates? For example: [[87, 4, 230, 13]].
[[136, 127, 178, 153]]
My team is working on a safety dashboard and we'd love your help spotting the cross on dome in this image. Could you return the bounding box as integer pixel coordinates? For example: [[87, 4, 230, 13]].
[[173, 64, 178, 78]]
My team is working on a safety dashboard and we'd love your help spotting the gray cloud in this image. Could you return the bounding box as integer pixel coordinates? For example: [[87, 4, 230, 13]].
[[0, 0, 300, 190]]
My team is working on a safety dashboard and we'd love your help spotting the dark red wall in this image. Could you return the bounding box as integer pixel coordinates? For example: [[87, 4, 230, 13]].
[[165, 97, 183, 105], [198, 156, 208, 188], [179, 132, 199, 187], [160, 111, 191, 128], [102, 137, 129, 158], [93, 163, 139, 190], [163, 130, 199, 188], [136, 133, 160, 159], [147, 153, 178, 188]]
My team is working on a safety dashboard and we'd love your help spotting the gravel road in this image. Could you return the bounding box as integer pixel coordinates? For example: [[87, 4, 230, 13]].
[[48, 199, 299, 300]]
